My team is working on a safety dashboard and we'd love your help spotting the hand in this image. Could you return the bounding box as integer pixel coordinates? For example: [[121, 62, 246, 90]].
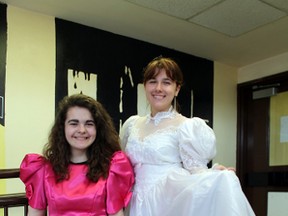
[[28, 206, 46, 216], [109, 209, 124, 216], [213, 164, 236, 172]]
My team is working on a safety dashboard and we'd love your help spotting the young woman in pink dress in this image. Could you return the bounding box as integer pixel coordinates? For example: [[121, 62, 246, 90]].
[[20, 94, 134, 216]]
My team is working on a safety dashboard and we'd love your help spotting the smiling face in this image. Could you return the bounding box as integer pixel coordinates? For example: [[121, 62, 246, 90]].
[[144, 69, 180, 116], [65, 106, 96, 161]]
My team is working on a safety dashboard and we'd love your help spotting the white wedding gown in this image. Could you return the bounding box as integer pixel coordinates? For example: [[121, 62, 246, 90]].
[[120, 108, 255, 216]]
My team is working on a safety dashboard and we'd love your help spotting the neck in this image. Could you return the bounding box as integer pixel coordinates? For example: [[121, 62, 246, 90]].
[[70, 150, 88, 163], [151, 106, 173, 117]]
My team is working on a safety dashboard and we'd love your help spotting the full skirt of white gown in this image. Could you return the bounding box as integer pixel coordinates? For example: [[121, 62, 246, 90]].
[[120, 111, 255, 216]]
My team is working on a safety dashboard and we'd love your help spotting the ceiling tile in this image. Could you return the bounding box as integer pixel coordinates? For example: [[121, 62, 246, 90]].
[[261, 0, 288, 13], [125, 0, 223, 19], [189, 0, 286, 37]]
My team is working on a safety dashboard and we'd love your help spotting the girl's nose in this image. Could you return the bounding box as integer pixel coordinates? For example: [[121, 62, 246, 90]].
[[155, 82, 162, 91], [78, 124, 86, 133]]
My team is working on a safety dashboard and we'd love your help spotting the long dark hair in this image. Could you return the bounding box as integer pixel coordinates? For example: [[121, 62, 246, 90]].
[[43, 94, 121, 182]]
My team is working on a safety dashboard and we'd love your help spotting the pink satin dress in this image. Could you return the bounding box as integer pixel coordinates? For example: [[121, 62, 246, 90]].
[[20, 151, 134, 216]]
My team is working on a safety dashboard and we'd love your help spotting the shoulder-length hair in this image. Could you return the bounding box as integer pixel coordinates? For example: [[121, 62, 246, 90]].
[[143, 56, 184, 111]]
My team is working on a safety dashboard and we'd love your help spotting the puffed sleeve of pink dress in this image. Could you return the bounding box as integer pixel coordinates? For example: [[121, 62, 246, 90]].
[[19, 153, 47, 210], [19, 152, 135, 216], [106, 151, 135, 214]]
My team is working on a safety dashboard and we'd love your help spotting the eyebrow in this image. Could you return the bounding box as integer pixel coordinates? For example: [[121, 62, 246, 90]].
[[150, 77, 172, 81], [67, 119, 95, 123], [67, 119, 78, 123], [163, 78, 172, 81]]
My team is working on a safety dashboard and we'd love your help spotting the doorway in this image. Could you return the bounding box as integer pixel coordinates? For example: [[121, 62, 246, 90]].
[[237, 71, 288, 216]]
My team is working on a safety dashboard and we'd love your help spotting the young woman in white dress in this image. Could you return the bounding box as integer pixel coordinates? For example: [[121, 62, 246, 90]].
[[120, 56, 255, 216]]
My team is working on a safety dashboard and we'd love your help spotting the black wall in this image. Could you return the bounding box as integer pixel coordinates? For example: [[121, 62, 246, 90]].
[[55, 18, 214, 130]]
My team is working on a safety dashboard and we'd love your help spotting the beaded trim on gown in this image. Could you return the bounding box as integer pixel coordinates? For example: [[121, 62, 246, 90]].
[[120, 108, 255, 216]]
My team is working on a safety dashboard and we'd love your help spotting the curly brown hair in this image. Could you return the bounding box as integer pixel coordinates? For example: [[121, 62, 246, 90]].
[[143, 56, 184, 111], [43, 94, 121, 182]]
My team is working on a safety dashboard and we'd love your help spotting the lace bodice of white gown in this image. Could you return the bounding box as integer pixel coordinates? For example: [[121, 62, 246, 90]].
[[120, 108, 216, 172], [120, 108, 255, 216]]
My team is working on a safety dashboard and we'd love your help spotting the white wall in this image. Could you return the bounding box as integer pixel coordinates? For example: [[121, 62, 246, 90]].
[[238, 52, 288, 83], [1, 5, 55, 215], [5, 5, 55, 192], [213, 51, 288, 167], [213, 62, 238, 167]]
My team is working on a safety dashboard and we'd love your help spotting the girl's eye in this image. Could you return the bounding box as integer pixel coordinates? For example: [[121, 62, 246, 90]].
[[163, 81, 172, 85], [148, 80, 156, 84], [86, 121, 95, 127], [86, 123, 95, 126]]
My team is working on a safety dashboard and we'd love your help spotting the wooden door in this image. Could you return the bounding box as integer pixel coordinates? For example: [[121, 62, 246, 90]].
[[237, 71, 288, 216]]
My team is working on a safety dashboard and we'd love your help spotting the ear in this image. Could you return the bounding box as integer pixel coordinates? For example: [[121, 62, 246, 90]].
[[175, 85, 181, 97]]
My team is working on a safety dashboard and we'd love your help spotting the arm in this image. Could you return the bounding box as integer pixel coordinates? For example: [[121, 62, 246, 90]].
[[119, 115, 138, 150], [179, 118, 217, 174], [28, 206, 46, 216], [20, 154, 47, 211], [109, 208, 124, 216], [106, 152, 134, 215]]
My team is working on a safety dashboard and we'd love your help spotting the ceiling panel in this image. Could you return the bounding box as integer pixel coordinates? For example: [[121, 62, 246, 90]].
[[189, 0, 286, 37], [1, 0, 288, 67], [126, 0, 223, 19]]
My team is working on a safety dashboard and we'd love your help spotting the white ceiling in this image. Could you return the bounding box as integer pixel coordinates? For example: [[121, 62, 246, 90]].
[[1, 0, 288, 67]]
